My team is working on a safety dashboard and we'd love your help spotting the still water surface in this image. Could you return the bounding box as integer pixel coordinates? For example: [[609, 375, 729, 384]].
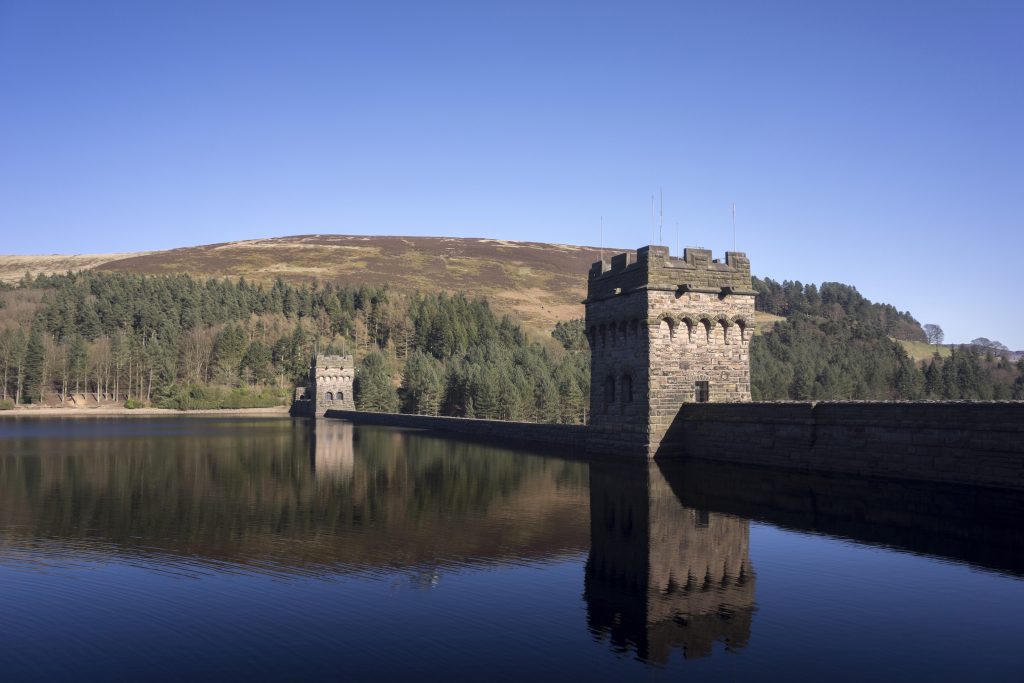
[[1, 417, 1022, 681]]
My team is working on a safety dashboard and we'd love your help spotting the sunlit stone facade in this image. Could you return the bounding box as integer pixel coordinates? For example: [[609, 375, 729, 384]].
[[585, 245, 756, 456]]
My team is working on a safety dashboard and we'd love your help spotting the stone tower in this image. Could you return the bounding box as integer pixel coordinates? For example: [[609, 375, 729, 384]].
[[291, 354, 355, 416], [584, 245, 755, 456]]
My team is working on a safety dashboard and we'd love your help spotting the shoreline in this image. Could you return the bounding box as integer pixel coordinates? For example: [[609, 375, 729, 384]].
[[0, 405, 291, 417]]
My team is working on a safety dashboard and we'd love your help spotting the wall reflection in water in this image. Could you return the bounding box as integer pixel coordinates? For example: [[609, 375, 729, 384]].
[[585, 462, 754, 662], [2, 418, 1023, 672]]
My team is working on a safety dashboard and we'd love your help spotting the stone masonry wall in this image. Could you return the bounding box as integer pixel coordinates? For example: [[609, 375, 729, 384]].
[[291, 354, 355, 416], [660, 401, 1024, 491], [586, 244, 755, 455], [311, 354, 355, 411], [585, 282, 650, 454], [646, 287, 754, 447], [322, 409, 589, 451], [322, 402, 1024, 490]]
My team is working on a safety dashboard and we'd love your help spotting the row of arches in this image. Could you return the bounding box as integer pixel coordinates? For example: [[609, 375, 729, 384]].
[[323, 391, 345, 402], [588, 313, 752, 348], [656, 313, 751, 345], [316, 374, 351, 383], [589, 318, 643, 348]]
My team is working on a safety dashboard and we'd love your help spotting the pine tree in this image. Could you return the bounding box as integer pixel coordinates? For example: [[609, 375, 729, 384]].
[[22, 324, 47, 403], [355, 352, 398, 412]]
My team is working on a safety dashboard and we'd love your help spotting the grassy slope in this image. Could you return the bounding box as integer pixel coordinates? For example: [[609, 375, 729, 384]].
[[0, 236, 930, 343], [752, 311, 786, 334], [2, 235, 611, 335], [898, 339, 952, 362]]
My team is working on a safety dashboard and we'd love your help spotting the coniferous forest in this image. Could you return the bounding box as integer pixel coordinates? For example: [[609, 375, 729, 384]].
[[0, 271, 589, 420], [750, 277, 1023, 400], [0, 270, 1019, 415]]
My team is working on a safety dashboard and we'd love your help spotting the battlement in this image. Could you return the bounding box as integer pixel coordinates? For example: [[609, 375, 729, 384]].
[[313, 354, 354, 371], [586, 245, 752, 302]]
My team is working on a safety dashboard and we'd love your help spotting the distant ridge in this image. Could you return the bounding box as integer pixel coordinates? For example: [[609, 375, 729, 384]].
[[0, 235, 617, 333]]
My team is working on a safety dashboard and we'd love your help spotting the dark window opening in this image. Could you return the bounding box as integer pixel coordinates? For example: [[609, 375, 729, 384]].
[[622, 375, 633, 403], [694, 381, 710, 403], [695, 510, 710, 528], [603, 376, 616, 413]]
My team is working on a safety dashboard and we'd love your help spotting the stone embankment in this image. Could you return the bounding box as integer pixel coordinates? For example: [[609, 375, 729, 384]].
[[325, 402, 1024, 491], [322, 409, 588, 452], [663, 401, 1024, 491]]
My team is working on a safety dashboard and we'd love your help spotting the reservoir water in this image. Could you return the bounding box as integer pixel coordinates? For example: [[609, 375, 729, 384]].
[[1, 417, 1022, 681]]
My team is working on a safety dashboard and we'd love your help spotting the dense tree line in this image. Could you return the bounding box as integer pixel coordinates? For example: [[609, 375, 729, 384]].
[[748, 276, 1024, 399], [0, 272, 589, 422], [1, 270, 1017, 413], [751, 314, 1023, 400], [753, 277, 926, 342], [356, 292, 588, 423]]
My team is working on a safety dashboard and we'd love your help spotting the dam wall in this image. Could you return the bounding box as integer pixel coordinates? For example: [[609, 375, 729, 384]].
[[324, 401, 1024, 491], [660, 401, 1024, 490], [322, 409, 589, 452]]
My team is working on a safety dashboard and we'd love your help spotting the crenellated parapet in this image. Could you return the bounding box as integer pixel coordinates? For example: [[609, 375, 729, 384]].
[[586, 246, 754, 305]]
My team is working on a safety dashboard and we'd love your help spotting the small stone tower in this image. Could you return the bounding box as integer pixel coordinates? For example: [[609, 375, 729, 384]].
[[584, 245, 755, 456], [291, 354, 355, 416]]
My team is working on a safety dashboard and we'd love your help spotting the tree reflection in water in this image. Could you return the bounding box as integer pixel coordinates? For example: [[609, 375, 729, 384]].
[[1, 417, 1022, 670]]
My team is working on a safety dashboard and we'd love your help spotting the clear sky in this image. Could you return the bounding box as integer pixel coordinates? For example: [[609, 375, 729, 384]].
[[1, 1, 1021, 347]]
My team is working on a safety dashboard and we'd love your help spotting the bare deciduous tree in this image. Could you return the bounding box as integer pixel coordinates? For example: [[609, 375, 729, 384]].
[[923, 324, 944, 345]]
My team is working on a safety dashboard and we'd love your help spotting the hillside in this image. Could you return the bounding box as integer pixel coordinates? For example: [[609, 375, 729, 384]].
[[2, 237, 1019, 408], [0, 236, 846, 337], [1, 235, 607, 335]]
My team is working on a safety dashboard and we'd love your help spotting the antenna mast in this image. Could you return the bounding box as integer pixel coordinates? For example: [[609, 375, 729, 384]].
[[659, 188, 664, 246], [651, 194, 656, 244], [731, 202, 737, 251]]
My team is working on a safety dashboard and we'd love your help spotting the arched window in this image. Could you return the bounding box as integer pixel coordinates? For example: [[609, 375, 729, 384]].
[[337, 391, 344, 402], [603, 376, 616, 413], [325, 392, 334, 401]]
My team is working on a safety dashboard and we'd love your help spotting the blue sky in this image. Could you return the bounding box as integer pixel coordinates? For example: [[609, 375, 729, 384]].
[[1, 1, 1021, 347]]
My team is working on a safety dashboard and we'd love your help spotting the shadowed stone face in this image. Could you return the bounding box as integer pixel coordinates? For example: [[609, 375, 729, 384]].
[[585, 245, 755, 456]]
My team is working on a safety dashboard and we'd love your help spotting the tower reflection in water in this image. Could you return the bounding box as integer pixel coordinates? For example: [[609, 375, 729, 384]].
[[585, 462, 754, 663], [309, 420, 355, 483]]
